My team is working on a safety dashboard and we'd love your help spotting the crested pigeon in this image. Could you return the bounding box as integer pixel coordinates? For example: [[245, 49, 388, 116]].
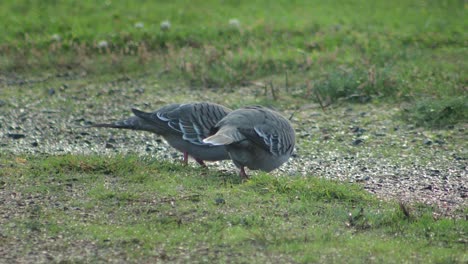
[[203, 106, 295, 178], [90, 102, 232, 166]]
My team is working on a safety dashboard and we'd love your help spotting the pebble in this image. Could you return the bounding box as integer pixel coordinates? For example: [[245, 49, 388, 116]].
[[215, 198, 225, 205], [423, 139, 432, 145], [350, 126, 366, 134], [355, 176, 370, 182], [7, 133, 26, 139], [352, 138, 364, 145]]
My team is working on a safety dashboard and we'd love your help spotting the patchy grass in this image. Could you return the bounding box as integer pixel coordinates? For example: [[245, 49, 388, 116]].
[[0, 154, 466, 263], [401, 96, 468, 128], [1, 0, 466, 113]]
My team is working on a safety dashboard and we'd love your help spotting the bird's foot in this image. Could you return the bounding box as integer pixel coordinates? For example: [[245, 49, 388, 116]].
[[195, 158, 208, 168], [181, 152, 189, 166], [239, 167, 249, 180]]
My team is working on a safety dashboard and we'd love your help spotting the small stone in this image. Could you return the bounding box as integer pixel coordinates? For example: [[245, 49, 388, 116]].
[[134, 88, 145, 94], [7, 133, 26, 139], [350, 126, 366, 135], [215, 198, 225, 205], [350, 126, 359, 133], [352, 138, 364, 145], [31, 141, 39, 147], [48, 88, 56, 96], [105, 142, 114, 149], [356, 176, 370, 182], [0, 100, 6, 107], [98, 40, 108, 48], [422, 185, 433, 191], [423, 139, 432, 145]]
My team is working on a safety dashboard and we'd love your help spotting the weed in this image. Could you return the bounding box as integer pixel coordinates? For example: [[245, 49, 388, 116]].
[[401, 96, 467, 128]]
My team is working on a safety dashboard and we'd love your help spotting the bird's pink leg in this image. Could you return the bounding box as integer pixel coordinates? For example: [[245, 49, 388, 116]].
[[239, 166, 249, 179], [182, 152, 189, 165], [194, 158, 207, 168]]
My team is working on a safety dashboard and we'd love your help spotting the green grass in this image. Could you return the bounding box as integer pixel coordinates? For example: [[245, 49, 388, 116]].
[[401, 96, 468, 128], [1, 154, 466, 263], [1, 0, 466, 114]]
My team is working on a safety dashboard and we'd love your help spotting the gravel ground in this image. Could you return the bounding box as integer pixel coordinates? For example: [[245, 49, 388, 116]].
[[1, 76, 466, 218]]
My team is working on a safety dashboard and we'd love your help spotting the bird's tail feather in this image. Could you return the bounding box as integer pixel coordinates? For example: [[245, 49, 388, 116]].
[[203, 134, 234, 145], [131, 108, 153, 121], [203, 126, 239, 145], [87, 116, 162, 133], [88, 122, 134, 129]]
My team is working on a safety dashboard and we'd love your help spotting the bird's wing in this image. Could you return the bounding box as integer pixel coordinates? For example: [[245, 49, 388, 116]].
[[238, 111, 295, 156], [158, 103, 231, 145]]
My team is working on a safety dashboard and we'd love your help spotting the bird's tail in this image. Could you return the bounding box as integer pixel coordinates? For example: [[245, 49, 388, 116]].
[[203, 126, 237, 145], [87, 116, 162, 133], [203, 134, 233, 145], [89, 123, 127, 129], [131, 108, 152, 120]]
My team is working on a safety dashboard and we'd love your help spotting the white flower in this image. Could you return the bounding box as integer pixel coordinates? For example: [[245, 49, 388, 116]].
[[51, 34, 61, 41], [160, 20, 171, 31], [228, 18, 240, 28], [134, 22, 144, 28], [97, 40, 108, 48]]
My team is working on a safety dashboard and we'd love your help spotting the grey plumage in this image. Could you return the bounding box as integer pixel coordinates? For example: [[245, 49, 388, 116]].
[[203, 106, 295, 178], [90, 102, 232, 166]]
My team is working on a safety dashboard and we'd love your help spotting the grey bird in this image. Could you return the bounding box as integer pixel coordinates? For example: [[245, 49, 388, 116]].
[[203, 106, 295, 178], [90, 102, 232, 167]]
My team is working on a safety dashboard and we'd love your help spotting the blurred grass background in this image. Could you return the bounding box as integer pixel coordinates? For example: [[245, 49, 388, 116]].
[[0, 0, 466, 120]]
